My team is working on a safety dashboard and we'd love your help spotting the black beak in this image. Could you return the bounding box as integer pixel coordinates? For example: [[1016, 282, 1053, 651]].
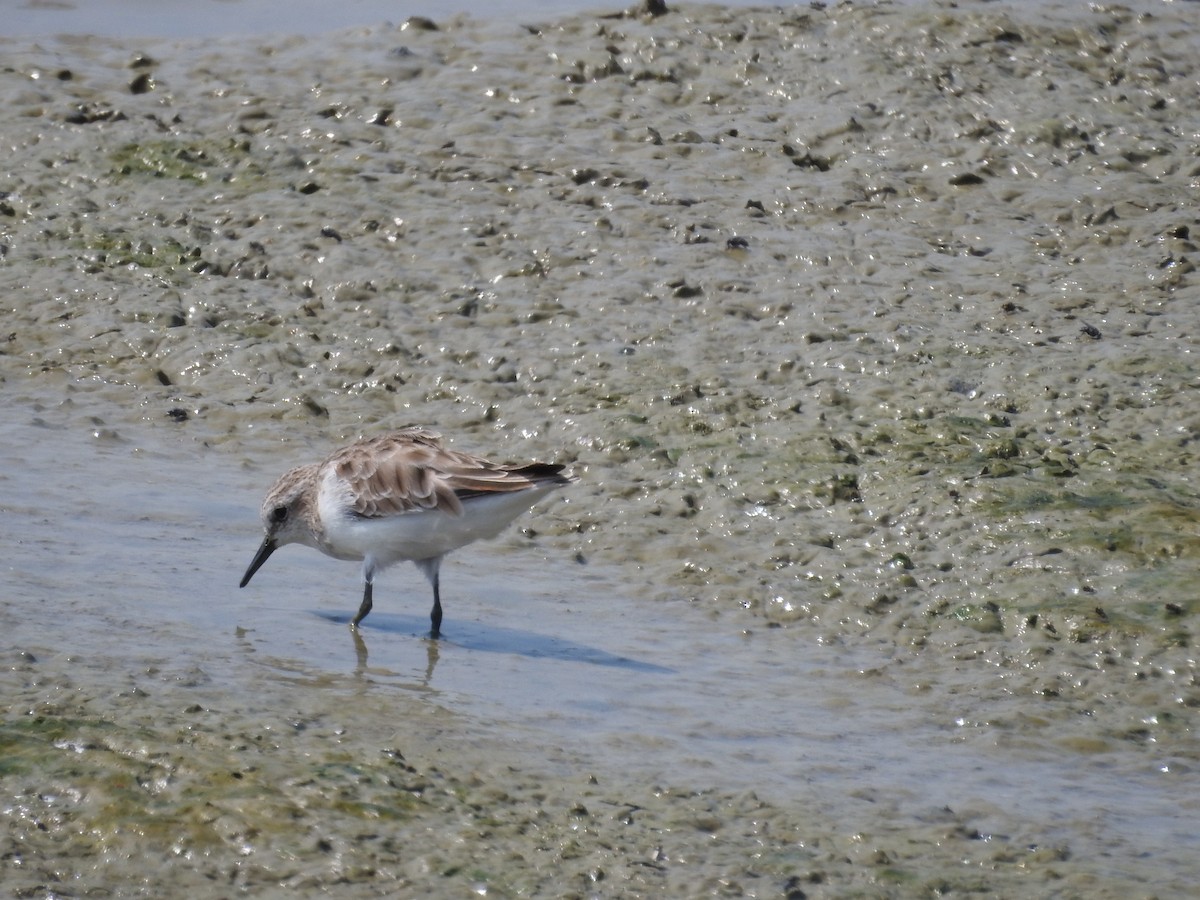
[[240, 536, 277, 588]]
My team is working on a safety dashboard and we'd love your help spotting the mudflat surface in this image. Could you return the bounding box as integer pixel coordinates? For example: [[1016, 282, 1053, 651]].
[[2, 2, 1198, 896]]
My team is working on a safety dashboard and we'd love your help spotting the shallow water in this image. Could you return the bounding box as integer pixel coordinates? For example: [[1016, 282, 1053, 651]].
[[3, 0, 666, 38], [3, 414, 1196, 894], [2, 0, 1199, 895]]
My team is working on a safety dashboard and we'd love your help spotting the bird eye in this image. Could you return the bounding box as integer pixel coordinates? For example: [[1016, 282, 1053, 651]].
[[270, 506, 288, 524]]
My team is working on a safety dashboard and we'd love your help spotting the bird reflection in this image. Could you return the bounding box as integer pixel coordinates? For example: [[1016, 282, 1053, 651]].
[[351, 626, 369, 670], [350, 625, 440, 687], [422, 636, 439, 684]]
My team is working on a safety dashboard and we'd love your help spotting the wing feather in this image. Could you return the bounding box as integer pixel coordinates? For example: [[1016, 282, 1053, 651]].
[[325, 427, 573, 519]]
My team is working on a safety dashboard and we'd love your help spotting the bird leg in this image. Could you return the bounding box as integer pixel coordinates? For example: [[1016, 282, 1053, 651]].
[[352, 578, 373, 628], [415, 556, 444, 639], [430, 569, 443, 639]]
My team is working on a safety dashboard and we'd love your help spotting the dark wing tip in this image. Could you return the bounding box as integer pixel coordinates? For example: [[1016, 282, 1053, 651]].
[[450, 462, 577, 501], [510, 462, 576, 484]]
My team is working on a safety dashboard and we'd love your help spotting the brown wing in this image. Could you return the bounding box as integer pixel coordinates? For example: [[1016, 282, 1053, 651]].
[[327, 428, 572, 519]]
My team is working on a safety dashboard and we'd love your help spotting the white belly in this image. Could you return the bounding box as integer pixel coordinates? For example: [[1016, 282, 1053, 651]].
[[319, 486, 558, 569]]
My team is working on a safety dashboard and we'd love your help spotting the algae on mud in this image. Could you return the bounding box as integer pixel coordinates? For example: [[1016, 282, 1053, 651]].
[[1, 0, 1198, 896]]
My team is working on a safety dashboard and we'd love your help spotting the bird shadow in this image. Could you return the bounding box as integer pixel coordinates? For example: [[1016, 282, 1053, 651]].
[[311, 610, 674, 674]]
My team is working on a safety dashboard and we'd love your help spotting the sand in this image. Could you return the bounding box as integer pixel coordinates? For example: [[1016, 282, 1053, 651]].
[[2, 1, 1198, 896]]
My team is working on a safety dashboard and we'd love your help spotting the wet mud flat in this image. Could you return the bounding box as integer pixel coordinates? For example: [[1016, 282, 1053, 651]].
[[1, 0, 1198, 896]]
